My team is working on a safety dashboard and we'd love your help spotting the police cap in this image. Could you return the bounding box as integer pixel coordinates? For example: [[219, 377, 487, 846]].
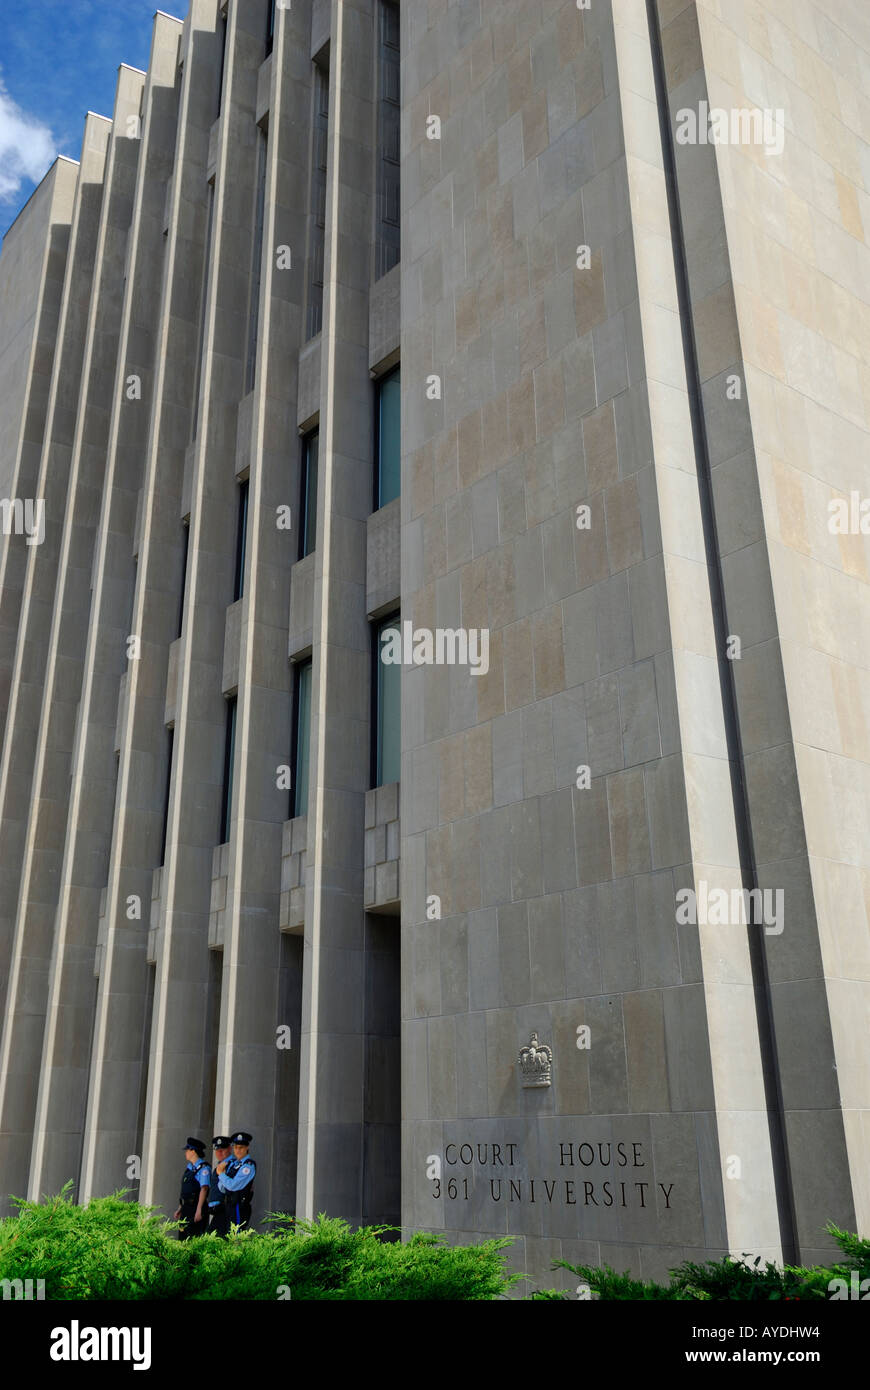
[[212, 1135, 232, 1148], [230, 1131, 253, 1145], [184, 1137, 206, 1157]]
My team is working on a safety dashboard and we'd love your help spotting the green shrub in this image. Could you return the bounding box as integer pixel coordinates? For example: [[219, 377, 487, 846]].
[[0, 1189, 518, 1301], [3, 1190, 865, 1301], [549, 1225, 869, 1301], [543, 1262, 693, 1300], [0, 1186, 191, 1300], [826, 1224, 870, 1280], [669, 1256, 829, 1301]]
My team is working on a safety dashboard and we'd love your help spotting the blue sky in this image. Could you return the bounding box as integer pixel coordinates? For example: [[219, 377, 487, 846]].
[[1, 0, 190, 236]]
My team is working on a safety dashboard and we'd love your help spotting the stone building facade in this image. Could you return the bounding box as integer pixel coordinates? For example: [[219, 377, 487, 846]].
[[0, 0, 867, 1291]]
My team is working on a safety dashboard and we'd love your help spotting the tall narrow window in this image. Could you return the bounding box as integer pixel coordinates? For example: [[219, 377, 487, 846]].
[[299, 430, 318, 559], [177, 522, 189, 638], [216, 11, 228, 115], [220, 696, 237, 844], [160, 727, 174, 866], [135, 963, 156, 1193], [201, 950, 223, 1150], [246, 130, 268, 393], [266, 0, 276, 55], [375, 366, 400, 508], [234, 479, 249, 601], [373, 614, 400, 787], [292, 659, 312, 818], [306, 62, 329, 340], [376, 0, 400, 279]]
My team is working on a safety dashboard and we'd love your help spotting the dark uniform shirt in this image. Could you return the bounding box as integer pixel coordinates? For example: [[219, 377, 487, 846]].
[[207, 1163, 224, 1209], [180, 1158, 211, 1205]]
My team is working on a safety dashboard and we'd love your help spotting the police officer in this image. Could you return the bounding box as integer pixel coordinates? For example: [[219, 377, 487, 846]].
[[174, 1138, 211, 1239], [216, 1130, 256, 1231], [207, 1135, 232, 1236]]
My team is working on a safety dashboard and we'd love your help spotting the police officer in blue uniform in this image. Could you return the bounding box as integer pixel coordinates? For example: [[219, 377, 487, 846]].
[[215, 1130, 256, 1231], [174, 1138, 211, 1239], [207, 1135, 232, 1236]]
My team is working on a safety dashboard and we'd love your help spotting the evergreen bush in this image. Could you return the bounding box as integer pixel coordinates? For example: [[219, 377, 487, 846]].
[[0, 1188, 517, 1301], [3, 1190, 866, 1300], [538, 1226, 870, 1300]]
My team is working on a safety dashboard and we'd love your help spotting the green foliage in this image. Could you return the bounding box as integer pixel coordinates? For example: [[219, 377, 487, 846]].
[[3, 1190, 865, 1301], [0, 1190, 518, 1301], [547, 1261, 692, 1300], [826, 1224, 870, 1279], [669, 1256, 827, 1301], [549, 1225, 870, 1301], [0, 1184, 191, 1300]]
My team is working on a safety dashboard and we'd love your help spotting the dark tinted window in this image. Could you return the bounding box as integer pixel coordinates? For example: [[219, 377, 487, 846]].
[[376, 367, 400, 508], [300, 431, 318, 558]]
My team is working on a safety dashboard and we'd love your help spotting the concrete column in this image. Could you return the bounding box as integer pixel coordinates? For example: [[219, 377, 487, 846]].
[[79, 0, 223, 1203], [213, 0, 313, 1219], [608, 0, 781, 1261], [29, 14, 184, 1201], [0, 62, 145, 1203], [295, 0, 376, 1226], [654, 0, 867, 1261], [0, 111, 115, 1213], [0, 158, 78, 744], [0, 115, 110, 1050], [0, 64, 144, 1206], [138, 0, 275, 1210]]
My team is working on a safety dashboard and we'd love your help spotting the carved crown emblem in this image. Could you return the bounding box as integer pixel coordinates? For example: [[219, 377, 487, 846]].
[[519, 1032, 552, 1087]]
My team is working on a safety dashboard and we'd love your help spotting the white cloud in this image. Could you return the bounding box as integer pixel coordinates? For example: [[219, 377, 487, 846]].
[[0, 75, 57, 204]]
